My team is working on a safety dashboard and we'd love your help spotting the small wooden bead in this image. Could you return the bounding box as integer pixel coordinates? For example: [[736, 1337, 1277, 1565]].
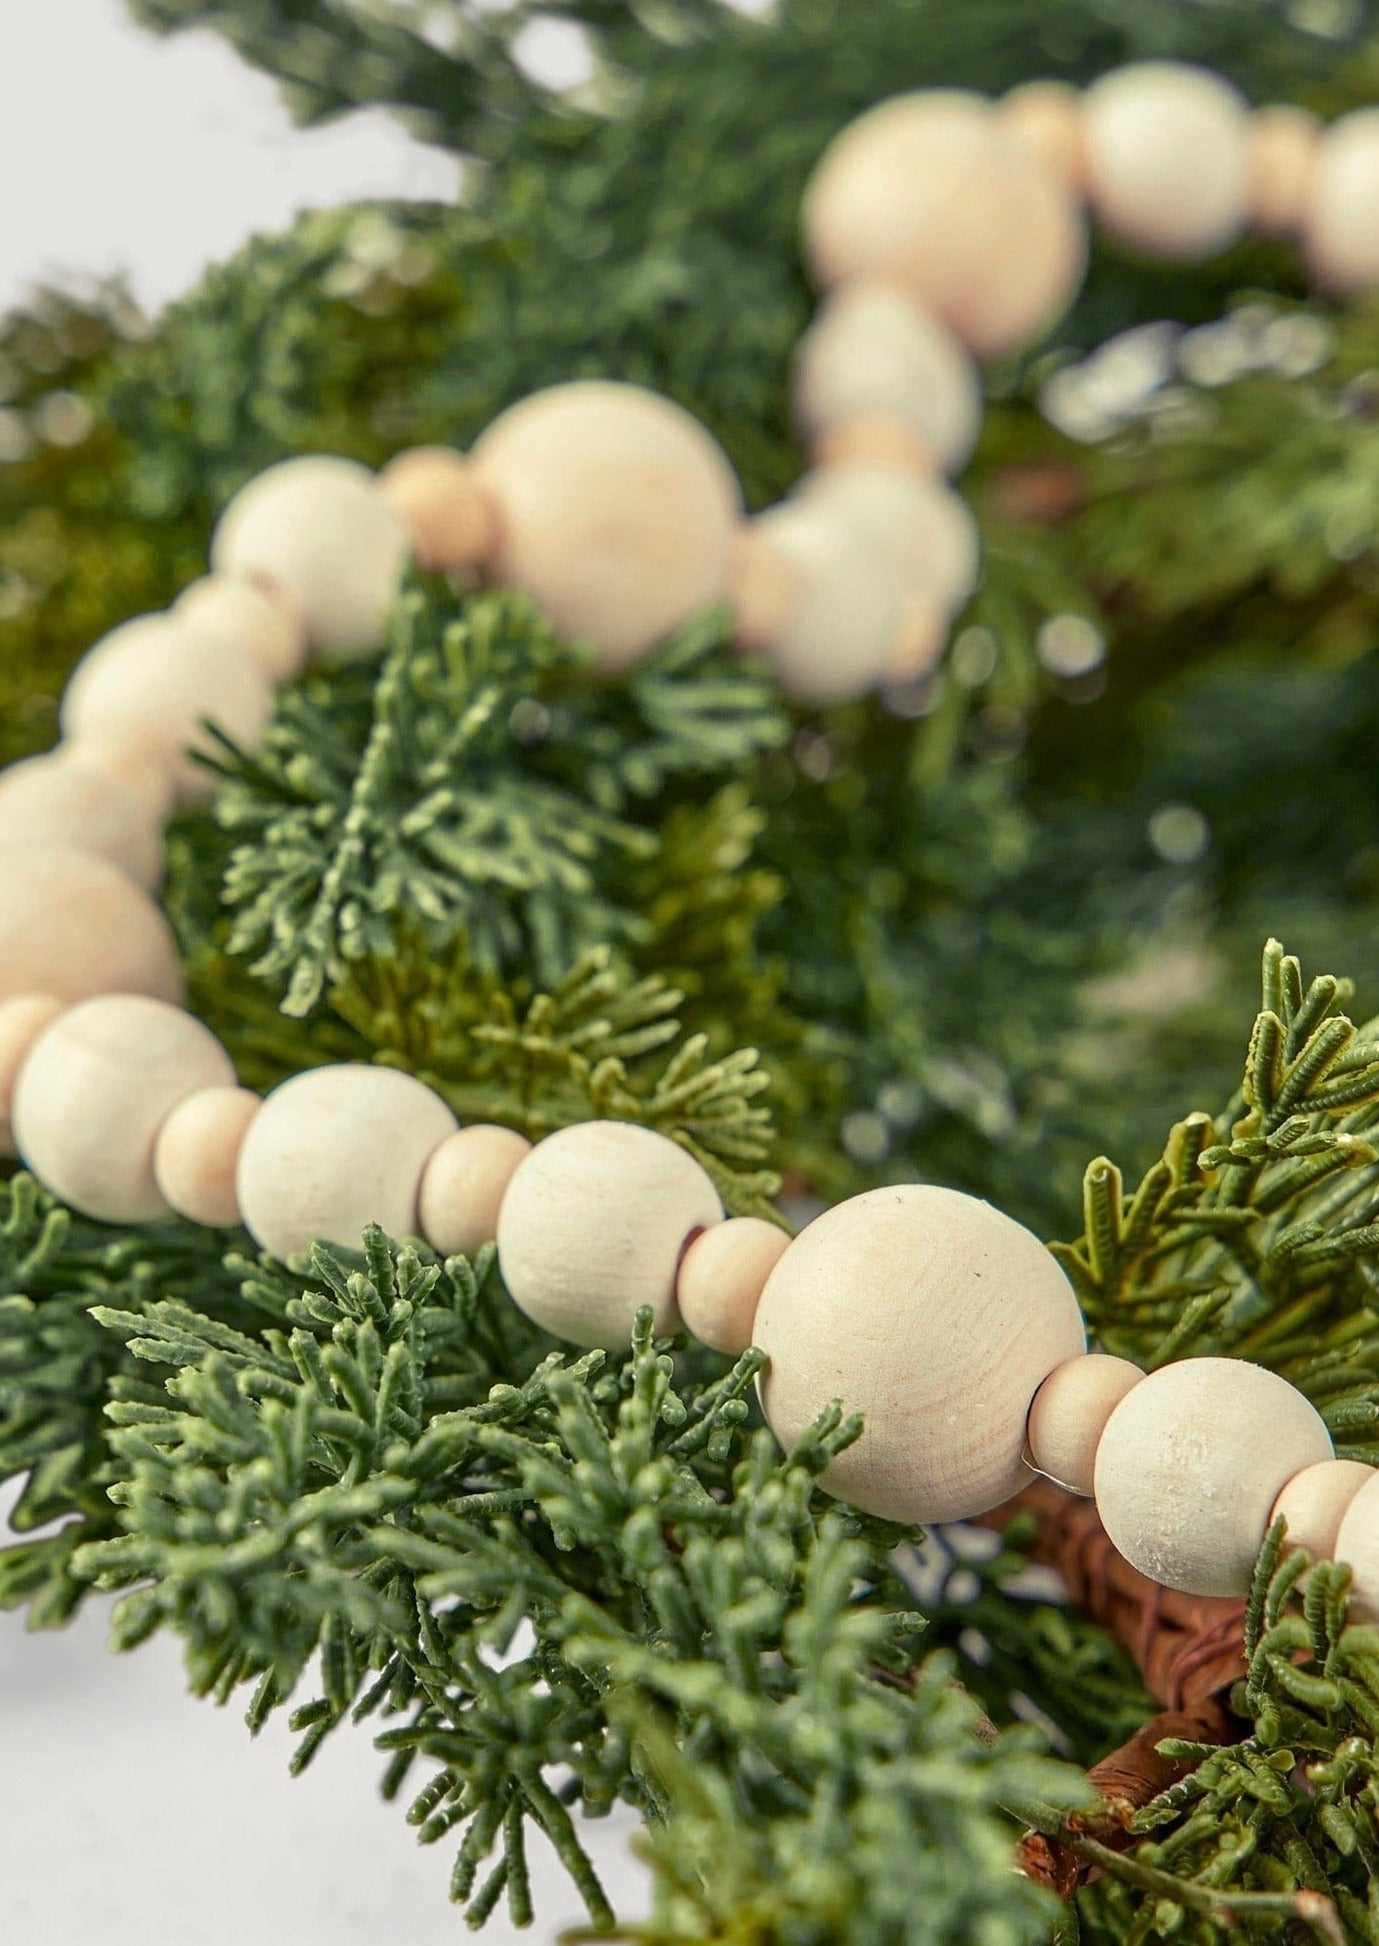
[[472, 382, 743, 674], [0, 995, 64, 1155], [884, 601, 948, 685], [794, 284, 982, 475], [13, 996, 235, 1222], [746, 499, 906, 704], [997, 82, 1088, 191], [496, 1121, 723, 1348], [1094, 1358, 1334, 1596], [1246, 106, 1322, 237], [729, 528, 805, 653], [676, 1216, 791, 1356], [379, 447, 502, 573], [174, 574, 309, 684], [812, 416, 937, 477], [153, 1085, 261, 1228], [418, 1124, 533, 1259], [1306, 108, 1379, 296], [0, 845, 183, 1008], [210, 456, 409, 663], [1271, 1459, 1373, 1563], [60, 614, 275, 806], [802, 463, 981, 616], [236, 1064, 458, 1260], [64, 740, 177, 824], [1332, 1470, 1379, 1619], [802, 91, 1087, 358], [1027, 1353, 1144, 1496], [754, 1185, 1086, 1524], [0, 752, 162, 890], [1083, 63, 1250, 261]]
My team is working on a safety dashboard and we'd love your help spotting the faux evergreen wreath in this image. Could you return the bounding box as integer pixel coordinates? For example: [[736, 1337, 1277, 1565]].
[[12, 2, 1379, 1939]]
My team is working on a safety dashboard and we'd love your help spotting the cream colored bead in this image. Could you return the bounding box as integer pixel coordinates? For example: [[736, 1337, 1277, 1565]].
[[174, 574, 309, 685], [418, 1123, 533, 1259], [0, 845, 183, 1008], [496, 1121, 723, 1349], [884, 602, 948, 685], [153, 1085, 261, 1228], [0, 994, 64, 1155], [236, 1064, 458, 1260], [998, 82, 1088, 191], [794, 284, 983, 475], [676, 1216, 791, 1356], [801, 463, 981, 617], [802, 91, 1087, 359], [60, 614, 275, 806], [13, 996, 235, 1222], [1094, 1358, 1333, 1597], [729, 528, 804, 654], [1083, 63, 1250, 261], [1306, 108, 1379, 296], [65, 740, 177, 824], [1332, 1471, 1379, 1619], [813, 417, 937, 477], [1271, 1458, 1372, 1563], [471, 382, 743, 674], [754, 1185, 1086, 1524], [210, 456, 409, 662], [1246, 106, 1321, 237], [1027, 1352, 1144, 1496], [379, 447, 502, 574], [746, 499, 906, 704], [0, 752, 162, 891]]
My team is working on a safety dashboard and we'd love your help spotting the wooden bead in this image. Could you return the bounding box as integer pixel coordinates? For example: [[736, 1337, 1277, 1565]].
[[471, 382, 743, 674], [1027, 1353, 1144, 1496], [1271, 1459, 1373, 1563], [153, 1085, 261, 1228], [802, 463, 981, 616], [676, 1216, 791, 1356], [0, 995, 64, 1155], [210, 456, 409, 663], [236, 1064, 458, 1260], [794, 284, 982, 475], [418, 1123, 533, 1259], [1246, 106, 1321, 238], [60, 614, 274, 807], [729, 528, 804, 653], [754, 1185, 1086, 1524], [0, 752, 162, 890], [1094, 1358, 1333, 1597], [812, 416, 937, 478], [496, 1121, 723, 1348], [1332, 1470, 1379, 1619], [746, 499, 906, 704], [0, 845, 183, 1008], [12, 996, 235, 1222], [884, 602, 948, 685], [173, 574, 309, 684], [379, 447, 501, 573], [802, 91, 1087, 358], [1083, 63, 1250, 261], [998, 82, 1088, 191], [1306, 108, 1379, 296]]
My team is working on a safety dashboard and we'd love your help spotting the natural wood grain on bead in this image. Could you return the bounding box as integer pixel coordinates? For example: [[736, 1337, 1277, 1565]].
[[0, 753, 162, 890], [0, 845, 183, 1008], [1271, 1459, 1373, 1564], [754, 1185, 1086, 1524], [153, 1085, 261, 1228], [676, 1216, 791, 1356], [210, 456, 409, 662], [472, 382, 743, 673], [380, 447, 502, 573], [1027, 1353, 1144, 1496], [1083, 63, 1250, 260], [998, 82, 1088, 190], [418, 1124, 533, 1259], [1306, 108, 1379, 295], [13, 996, 235, 1222], [1332, 1470, 1379, 1619], [729, 528, 804, 653], [801, 463, 981, 616], [746, 500, 906, 703], [1246, 106, 1321, 237], [496, 1121, 723, 1348], [1094, 1358, 1333, 1597], [236, 1064, 458, 1260], [0, 995, 63, 1155], [174, 574, 309, 684]]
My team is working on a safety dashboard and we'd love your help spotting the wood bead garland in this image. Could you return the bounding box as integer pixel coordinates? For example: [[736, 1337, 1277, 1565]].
[[1271, 1458, 1373, 1565], [0, 995, 64, 1155], [1082, 63, 1250, 261], [379, 447, 501, 574], [417, 1124, 533, 1260], [153, 1085, 262, 1228], [1026, 1352, 1144, 1497], [0, 845, 184, 1008], [173, 575, 309, 685], [675, 1216, 791, 1357], [0, 753, 162, 891]]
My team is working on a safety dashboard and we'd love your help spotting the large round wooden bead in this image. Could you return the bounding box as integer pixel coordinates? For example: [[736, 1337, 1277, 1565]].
[[1094, 1358, 1333, 1596], [0, 753, 162, 890], [754, 1185, 1086, 1524], [1083, 63, 1250, 261], [0, 845, 183, 1008], [802, 92, 1087, 359], [236, 1064, 458, 1260], [418, 1124, 533, 1259], [1247, 106, 1321, 238], [801, 463, 981, 617], [471, 383, 743, 674], [496, 1121, 723, 1349], [379, 447, 501, 573], [794, 285, 983, 476], [1272, 1459, 1372, 1564], [1027, 1353, 1144, 1496], [12, 996, 235, 1222], [1306, 109, 1379, 296], [745, 500, 905, 704], [0, 994, 64, 1155], [210, 457, 409, 662], [173, 574, 309, 684], [1332, 1471, 1379, 1619], [60, 614, 274, 806], [676, 1216, 790, 1357], [153, 1085, 261, 1228]]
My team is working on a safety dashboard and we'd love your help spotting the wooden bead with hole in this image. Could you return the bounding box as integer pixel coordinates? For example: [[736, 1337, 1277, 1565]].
[[418, 1124, 533, 1260], [1027, 1353, 1144, 1496], [153, 1085, 262, 1228], [1270, 1459, 1372, 1564], [676, 1216, 791, 1356], [1083, 63, 1250, 260], [379, 447, 502, 573]]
